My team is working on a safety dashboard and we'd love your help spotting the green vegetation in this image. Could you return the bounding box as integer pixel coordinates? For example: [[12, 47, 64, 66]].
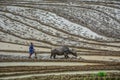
[[97, 71, 107, 77]]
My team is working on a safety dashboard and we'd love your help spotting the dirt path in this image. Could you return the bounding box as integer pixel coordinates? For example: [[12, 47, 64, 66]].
[[0, 62, 101, 67], [0, 70, 119, 80], [0, 52, 120, 62]]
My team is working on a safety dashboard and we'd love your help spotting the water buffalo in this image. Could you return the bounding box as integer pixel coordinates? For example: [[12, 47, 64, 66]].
[[50, 46, 77, 59]]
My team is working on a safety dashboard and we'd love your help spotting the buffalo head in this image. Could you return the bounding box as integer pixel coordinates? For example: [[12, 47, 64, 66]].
[[70, 49, 77, 57]]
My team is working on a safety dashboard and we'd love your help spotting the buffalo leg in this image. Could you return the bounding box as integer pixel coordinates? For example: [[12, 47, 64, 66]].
[[64, 55, 67, 59], [65, 55, 69, 59], [50, 53, 54, 59], [66, 55, 69, 58], [65, 55, 67, 59], [53, 54, 56, 59], [50, 54, 53, 59], [64, 53, 68, 59]]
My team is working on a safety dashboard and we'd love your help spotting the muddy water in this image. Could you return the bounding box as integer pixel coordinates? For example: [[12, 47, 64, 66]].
[[0, 70, 120, 80], [0, 62, 100, 67]]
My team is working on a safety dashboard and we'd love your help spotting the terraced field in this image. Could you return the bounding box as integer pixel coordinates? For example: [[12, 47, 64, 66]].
[[0, 0, 120, 80]]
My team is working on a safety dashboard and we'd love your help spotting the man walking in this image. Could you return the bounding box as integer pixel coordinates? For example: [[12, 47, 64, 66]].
[[29, 42, 36, 58]]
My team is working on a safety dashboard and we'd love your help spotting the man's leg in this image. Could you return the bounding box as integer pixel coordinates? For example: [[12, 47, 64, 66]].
[[29, 53, 32, 58]]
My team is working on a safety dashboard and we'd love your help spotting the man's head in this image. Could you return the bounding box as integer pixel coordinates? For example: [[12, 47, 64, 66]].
[[30, 42, 33, 45]]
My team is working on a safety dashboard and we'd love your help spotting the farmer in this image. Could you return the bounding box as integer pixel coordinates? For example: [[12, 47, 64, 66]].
[[29, 42, 37, 58]]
